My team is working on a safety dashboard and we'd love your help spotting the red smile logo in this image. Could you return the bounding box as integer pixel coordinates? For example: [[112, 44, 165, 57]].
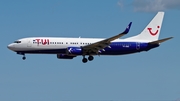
[[147, 26, 160, 36]]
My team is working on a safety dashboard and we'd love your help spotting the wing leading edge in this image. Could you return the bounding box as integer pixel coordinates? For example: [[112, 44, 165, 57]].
[[82, 22, 132, 55]]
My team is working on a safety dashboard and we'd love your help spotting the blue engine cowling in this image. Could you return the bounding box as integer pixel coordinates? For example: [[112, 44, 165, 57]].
[[66, 47, 82, 55], [57, 54, 75, 59]]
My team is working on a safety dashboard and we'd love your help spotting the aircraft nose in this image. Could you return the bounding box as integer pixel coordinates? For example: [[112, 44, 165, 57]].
[[7, 44, 14, 50]]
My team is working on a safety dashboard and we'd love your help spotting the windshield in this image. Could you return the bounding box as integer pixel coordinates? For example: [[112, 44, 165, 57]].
[[14, 41, 21, 43]]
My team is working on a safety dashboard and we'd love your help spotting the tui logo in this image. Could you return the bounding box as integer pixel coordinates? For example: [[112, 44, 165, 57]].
[[147, 26, 160, 36], [33, 39, 49, 45]]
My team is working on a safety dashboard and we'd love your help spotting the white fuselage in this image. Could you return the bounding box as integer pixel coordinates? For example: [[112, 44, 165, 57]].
[[8, 37, 148, 52]]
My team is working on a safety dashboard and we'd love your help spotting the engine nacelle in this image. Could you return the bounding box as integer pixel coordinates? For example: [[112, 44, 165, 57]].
[[66, 47, 82, 55], [57, 54, 75, 59]]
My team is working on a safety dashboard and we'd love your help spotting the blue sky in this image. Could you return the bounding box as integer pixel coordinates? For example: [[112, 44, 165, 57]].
[[1, 0, 180, 101]]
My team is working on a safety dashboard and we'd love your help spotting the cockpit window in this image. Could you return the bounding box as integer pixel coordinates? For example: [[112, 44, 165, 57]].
[[14, 41, 21, 43]]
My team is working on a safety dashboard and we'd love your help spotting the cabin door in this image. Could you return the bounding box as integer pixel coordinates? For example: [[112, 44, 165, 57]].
[[27, 40, 32, 47], [136, 42, 140, 50]]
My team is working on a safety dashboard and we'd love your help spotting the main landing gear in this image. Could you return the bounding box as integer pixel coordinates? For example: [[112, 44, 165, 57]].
[[82, 55, 94, 63]]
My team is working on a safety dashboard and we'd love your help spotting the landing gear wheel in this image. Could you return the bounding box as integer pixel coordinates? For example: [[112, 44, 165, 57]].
[[22, 56, 26, 60], [82, 58, 88, 63], [88, 56, 94, 61]]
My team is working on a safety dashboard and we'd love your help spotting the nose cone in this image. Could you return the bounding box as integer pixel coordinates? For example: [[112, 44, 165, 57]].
[[7, 44, 14, 50]]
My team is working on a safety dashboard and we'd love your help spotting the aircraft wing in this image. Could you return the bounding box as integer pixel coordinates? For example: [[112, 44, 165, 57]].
[[82, 22, 132, 55]]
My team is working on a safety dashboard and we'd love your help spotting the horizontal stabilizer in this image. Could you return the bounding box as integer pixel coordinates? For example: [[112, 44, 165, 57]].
[[149, 37, 173, 44]]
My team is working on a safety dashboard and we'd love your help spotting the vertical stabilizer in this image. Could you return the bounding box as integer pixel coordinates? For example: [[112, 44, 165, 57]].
[[126, 12, 164, 42]]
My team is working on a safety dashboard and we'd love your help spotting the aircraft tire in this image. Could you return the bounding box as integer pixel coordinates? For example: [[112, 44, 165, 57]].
[[82, 58, 88, 63], [22, 56, 26, 60], [88, 56, 94, 61]]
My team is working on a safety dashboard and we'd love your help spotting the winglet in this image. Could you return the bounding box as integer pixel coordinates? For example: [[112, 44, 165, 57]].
[[123, 22, 132, 34]]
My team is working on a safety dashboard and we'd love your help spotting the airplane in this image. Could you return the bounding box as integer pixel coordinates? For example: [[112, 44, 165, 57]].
[[7, 12, 173, 63]]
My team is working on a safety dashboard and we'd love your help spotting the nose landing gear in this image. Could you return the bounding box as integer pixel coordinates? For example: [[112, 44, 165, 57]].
[[22, 55, 26, 60], [17, 52, 26, 60]]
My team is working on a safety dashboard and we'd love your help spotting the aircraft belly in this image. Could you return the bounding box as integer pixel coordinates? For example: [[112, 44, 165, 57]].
[[100, 42, 148, 55], [101, 47, 137, 55]]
